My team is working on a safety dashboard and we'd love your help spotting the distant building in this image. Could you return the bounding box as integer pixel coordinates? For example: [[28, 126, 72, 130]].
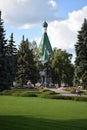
[[39, 21, 52, 87], [39, 21, 52, 63]]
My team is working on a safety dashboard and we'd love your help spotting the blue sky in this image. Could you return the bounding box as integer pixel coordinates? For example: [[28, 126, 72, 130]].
[[0, 0, 87, 63], [56, 0, 87, 18]]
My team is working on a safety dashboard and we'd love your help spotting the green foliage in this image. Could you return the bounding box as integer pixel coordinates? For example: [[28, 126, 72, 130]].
[[40, 91, 87, 101], [16, 36, 37, 85], [0, 11, 9, 90], [31, 40, 41, 81], [7, 33, 17, 87], [0, 90, 39, 97], [74, 18, 87, 88], [82, 90, 87, 95], [1, 90, 13, 95], [12, 91, 37, 97], [0, 12, 17, 90], [40, 89, 58, 98], [1, 89, 87, 102], [41, 89, 53, 92], [51, 48, 74, 86]]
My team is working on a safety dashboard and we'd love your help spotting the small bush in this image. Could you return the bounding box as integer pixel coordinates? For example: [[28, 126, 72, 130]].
[[20, 92, 37, 97], [73, 96, 87, 101], [41, 89, 57, 94], [0, 90, 38, 97], [40, 93, 87, 102], [39, 90, 59, 98], [82, 91, 87, 95], [0, 92, 3, 95], [12, 92, 22, 97], [12, 91, 38, 97], [41, 89, 51, 92], [1, 90, 13, 95]]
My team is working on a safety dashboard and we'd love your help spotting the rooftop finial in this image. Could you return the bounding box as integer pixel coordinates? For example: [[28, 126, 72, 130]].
[[43, 19, 48, 33], [44, 17, 46, 21], [43, 21, 48, 28]]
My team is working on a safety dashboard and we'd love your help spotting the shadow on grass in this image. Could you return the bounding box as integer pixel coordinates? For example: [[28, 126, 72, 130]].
[[0, 116, 87, 130]]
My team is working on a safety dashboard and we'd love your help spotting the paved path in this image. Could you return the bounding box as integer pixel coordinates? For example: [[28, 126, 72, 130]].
[[47, 87, 87, 97]]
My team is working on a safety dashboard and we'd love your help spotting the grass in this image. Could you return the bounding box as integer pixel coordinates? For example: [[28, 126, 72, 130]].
[[0, 96, 87, 130]]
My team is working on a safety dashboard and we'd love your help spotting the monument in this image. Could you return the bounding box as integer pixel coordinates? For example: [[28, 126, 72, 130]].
[[39, 21, 52, 87]]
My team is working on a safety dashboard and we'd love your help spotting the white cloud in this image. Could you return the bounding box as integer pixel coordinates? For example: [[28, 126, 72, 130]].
[[48, 0, 57, 8], [17, 0, 28, 3], [0, 0, 87, 53], [47, 6, 87, 50], [0, 0, 58, 28], [20, 23, 35, 29]]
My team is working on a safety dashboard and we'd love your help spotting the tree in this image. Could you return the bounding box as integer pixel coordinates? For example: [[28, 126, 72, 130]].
[[74, 18, 87, 88], [16, 36, 37, 86], [51, 48, 74, 87], [31, 40, 41, 81], [0, 11, 8, 90], [31, 40, 40, 66], [7, 33, 17, 87]]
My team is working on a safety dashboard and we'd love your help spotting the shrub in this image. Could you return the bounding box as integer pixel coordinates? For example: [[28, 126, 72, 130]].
[[0, 90, 38, 97], [21, 92, 38, 97], [41, 89, 57, 94], [12, 91, 38, 97], [1, 90, 13, 95], [39, 90, 59, 98], [82, 91, 87, 95], [40, 93, 87, 102], [12, 92, 22, 97], [1, 89, 87, 102], [41, 89, 51, 92]]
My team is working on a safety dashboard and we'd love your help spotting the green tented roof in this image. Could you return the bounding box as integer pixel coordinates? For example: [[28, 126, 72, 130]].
[[39, 32, 52, 61]]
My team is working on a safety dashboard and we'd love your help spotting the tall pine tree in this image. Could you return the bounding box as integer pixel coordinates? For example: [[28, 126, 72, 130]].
[[0, 11, 8, 90], [74, 18, 87, 88], [7, 33, 17, 87], [16, 36, 37, 86]]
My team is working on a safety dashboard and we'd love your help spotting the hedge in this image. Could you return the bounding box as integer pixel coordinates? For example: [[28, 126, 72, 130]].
[[0, 89, 87, 101]]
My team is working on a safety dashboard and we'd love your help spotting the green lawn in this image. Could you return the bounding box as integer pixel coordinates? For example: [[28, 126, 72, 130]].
[[0, 96, 87, 130]]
